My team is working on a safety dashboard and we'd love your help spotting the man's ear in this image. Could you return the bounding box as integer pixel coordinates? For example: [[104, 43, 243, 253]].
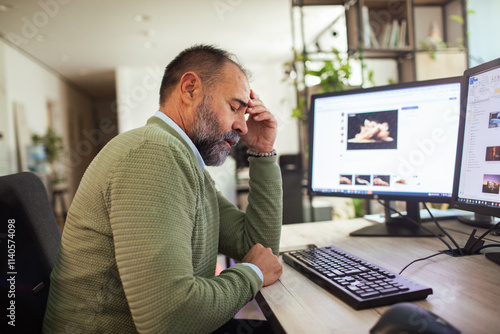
[[179, 72, 202, 105]]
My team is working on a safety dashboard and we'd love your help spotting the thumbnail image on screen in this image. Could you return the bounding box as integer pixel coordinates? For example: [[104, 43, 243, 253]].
[[339, 174, 353, 185], [485, 146, 500, 162], [355, 174, 371, 186], [347, 110, 398, 150], [373, 175, 391, 187], [489, 111, 500, 128], [482, 174, 500, 195]]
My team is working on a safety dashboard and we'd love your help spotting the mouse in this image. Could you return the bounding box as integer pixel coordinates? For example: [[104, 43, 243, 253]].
[[370, 302, 460, 334]]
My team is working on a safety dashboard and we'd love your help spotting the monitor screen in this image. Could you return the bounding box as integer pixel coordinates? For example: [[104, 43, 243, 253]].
[[308, 77, 462, 236], [452, 58, 500, 222]]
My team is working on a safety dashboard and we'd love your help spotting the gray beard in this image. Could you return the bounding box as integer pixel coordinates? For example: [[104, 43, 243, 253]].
[[191, 95, 240, 166]]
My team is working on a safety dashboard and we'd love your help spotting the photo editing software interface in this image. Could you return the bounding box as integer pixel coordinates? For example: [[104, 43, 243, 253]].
[[309, 79, 461, 201], [456, 63, 500, 210]]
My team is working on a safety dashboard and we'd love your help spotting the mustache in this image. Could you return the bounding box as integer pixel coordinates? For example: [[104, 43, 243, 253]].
[[220, 130, 240, 146]]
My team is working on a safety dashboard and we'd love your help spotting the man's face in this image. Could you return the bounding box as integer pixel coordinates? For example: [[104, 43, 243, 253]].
[[190, 63, 250, 166], [191, 95, 240, 166]]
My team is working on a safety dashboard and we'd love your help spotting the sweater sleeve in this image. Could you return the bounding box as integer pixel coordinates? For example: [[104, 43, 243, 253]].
[[108, 142, 262, 333], [217, 155, 283, 259]]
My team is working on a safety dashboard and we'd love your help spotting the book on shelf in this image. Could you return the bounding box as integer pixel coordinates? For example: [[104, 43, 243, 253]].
[[362, 6, 371, 48], [369, 26, 380, 48], [377, 19, 406, 49], [381, 22, 392, 48], [389, 19, 399, 48], [363, 6, 381, 49], [398, 19, 407, 48]]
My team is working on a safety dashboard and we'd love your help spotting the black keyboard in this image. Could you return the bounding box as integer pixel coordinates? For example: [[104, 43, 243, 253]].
[[282, 246, 433, 310]]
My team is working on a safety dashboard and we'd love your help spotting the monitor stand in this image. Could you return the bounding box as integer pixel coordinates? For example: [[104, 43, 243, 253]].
[[486, 253, 500, 266], [458, 213, 497, 228], [351, 200, 444, 237]]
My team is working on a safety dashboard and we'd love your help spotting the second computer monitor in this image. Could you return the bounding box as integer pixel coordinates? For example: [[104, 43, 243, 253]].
[[308, 77, 462, 236], [452, 57, 500, 225]]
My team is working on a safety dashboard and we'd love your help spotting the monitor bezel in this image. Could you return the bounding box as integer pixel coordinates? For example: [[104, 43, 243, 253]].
[[307, 76, 463, 204], [451, 58, 500, 218]]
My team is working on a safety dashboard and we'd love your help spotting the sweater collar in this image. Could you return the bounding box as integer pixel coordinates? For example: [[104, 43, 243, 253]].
[[153, 111, 205, 171]]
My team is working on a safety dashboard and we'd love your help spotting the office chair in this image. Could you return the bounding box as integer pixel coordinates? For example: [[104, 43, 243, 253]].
[[0, 172, 61, 333]]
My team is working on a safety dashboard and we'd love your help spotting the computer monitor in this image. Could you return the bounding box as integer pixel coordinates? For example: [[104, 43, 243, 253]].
[[308, 76, 462, 237], [451, 57, 500, 227]]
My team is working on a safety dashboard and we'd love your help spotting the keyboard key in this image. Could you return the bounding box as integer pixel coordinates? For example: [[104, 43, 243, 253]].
[[380, 287, 400, 294], [360, 291, 381, 298]]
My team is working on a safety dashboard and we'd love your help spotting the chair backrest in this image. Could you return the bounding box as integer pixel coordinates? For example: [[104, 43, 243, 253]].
[[0, 172, 61, 333]]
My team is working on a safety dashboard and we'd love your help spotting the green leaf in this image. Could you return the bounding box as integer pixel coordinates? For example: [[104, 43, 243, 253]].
[[291, 108, 300, 118], [449, 15, 464, 24]]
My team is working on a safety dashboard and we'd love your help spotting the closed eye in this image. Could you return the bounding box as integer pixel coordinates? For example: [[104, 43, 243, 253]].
[[230, 98, 248, 113]]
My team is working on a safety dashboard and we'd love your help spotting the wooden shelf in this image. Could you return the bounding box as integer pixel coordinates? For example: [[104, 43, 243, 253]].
[[350, 48, 413, 59], [414, 0, 457, 5], [362, 0, 409, 10], [292, 0, 344, 6]]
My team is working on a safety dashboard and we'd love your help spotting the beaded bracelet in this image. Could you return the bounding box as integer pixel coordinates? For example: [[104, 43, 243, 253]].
[[246, 149, 277, 157]]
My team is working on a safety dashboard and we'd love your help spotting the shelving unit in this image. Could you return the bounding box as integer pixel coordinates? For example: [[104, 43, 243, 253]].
[[290, 0, 469, 217], [291, 0, 469, 83]]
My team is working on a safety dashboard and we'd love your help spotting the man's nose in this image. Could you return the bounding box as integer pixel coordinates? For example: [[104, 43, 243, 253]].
[[233, 113, 248, 135]]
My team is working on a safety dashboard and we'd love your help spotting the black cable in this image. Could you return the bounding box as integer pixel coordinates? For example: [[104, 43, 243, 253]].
[[477, 244, 500, 252], [400, 238, 500, 275], [399, 251, 448, 275], [377, 200, 454, 253], [469, 221, 500, 254], [422, 203, 464, 256]]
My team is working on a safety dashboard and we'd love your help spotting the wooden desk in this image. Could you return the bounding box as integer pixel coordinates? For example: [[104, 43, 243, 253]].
[[256, 218, 500, 334]]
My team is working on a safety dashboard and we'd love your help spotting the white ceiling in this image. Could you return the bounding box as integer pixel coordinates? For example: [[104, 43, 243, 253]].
[[0, 0, 294, 99]]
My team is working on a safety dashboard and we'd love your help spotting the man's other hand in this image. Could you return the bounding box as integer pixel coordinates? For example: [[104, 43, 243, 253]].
[[242, 243, 282, 286]]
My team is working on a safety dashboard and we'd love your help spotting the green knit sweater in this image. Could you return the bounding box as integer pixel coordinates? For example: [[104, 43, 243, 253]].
[[42, 116, 282, 333]]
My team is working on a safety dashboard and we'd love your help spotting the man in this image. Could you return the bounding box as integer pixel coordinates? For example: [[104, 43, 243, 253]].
[[43, 45, 283, 333]]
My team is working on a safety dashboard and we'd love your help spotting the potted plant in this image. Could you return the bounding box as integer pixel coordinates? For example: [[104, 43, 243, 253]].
[[31, 127, 66, 187]]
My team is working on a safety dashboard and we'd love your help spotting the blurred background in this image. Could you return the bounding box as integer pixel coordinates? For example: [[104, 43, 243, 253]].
[[0, 0, 498, 226]]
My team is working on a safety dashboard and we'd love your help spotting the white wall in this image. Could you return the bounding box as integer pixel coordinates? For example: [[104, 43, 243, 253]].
[[468, 0, 500, 67], [115, 65, 163, 133], [4, 41, 62, 139], [115, 60, 300, 155], [0, 39, 93, 195], [0, 41, 10, 175]]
